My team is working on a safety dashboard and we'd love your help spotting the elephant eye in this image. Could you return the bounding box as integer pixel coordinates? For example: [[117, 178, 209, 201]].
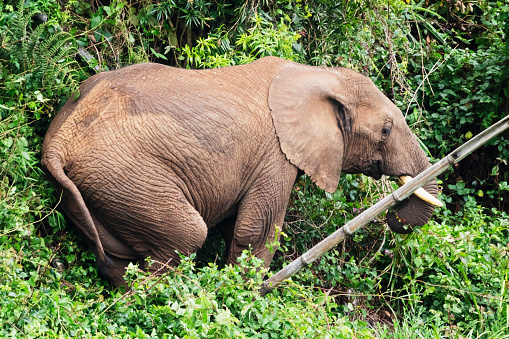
[[382, 125, 392, 139]]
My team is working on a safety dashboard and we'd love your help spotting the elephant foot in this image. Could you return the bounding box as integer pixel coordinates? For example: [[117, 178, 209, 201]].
[[97, 253, 135, 288]]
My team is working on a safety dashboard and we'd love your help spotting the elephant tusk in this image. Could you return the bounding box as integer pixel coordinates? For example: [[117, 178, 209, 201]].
[[398, 176, 444, 207]]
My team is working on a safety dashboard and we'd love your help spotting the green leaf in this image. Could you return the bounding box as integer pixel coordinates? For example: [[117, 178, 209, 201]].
[[150, 47, 168, 60], [103, 5, 112, 16], [91, 13, 102, 29]]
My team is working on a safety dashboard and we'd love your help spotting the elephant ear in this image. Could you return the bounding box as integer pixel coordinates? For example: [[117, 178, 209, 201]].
[[269, 66, 355, 193]]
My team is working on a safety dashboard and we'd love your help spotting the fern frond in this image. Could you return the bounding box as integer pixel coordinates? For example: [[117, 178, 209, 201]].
[[37, 32, 80, 93], [3, 0, 82, 97], [20, 23, 47, 70]]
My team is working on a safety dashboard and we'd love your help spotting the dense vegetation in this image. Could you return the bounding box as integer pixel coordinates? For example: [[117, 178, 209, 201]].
[[0, 0, 508, 337]]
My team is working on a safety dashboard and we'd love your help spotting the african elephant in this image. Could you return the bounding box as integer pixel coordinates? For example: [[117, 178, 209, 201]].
[[41, 57, 441, 287]]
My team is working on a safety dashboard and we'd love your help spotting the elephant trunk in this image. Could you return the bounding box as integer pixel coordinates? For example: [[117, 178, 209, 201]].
[[387, 172, 439, 234]]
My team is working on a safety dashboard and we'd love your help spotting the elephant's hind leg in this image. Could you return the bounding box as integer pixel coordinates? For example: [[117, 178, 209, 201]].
[[216, 215, 236, 258], [134, 192, 209, 274], [97, 255, 135, 288]]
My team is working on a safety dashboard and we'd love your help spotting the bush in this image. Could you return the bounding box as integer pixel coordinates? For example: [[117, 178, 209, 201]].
[[0, 249, 377, 338], [383, 207, 509, 332]]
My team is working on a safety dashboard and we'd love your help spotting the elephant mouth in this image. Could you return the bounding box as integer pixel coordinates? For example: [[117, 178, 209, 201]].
[[364, 160, 383, 180], [362, 164, 442, 233], [369, 167, 442, 208]]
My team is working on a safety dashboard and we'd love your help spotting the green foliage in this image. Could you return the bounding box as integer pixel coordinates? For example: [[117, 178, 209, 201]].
[[70, 0, 303, 68], [180, 15, 302, 68], [0, 0, 82, 98], [0, 250, 376, 338], [409, 44, 508, 157], [284, 180, 509, 337], [0, 0, 79, 256], [381, 207, 509, 336], [279, 175, 391, 319], [0, 2, 99, 335], [1, 0, 509, 337], [374, 307, 443, 338]]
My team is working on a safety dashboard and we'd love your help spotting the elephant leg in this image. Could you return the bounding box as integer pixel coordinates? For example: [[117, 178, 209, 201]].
[[216, 215, 236, 258], [89, 213, 137, 259], [60, 194, 139, 286], [133, 191, 209, 274], [97, 254, 135, 288], [227, 201, 287, 267], [227, 171, 296, 268], [99, 195, 208, 287]]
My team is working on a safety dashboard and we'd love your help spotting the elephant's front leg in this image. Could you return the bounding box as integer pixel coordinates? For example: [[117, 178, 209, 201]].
[[227, 168, 297, 267]]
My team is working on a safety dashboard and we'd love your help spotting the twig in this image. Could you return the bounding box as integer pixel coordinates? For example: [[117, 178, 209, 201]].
[[97, 258, 173, 316], [404, 44, 459, 118], [367, 227, 387, 266]]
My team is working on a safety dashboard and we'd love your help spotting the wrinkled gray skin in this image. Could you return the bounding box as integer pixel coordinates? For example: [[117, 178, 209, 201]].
[[42, 57, 438, 287]]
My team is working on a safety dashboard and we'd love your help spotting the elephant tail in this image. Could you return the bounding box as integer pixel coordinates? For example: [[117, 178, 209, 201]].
[[42, 151, 106, 263]]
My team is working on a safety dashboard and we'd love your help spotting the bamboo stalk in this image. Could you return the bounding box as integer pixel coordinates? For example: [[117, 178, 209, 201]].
[[259, 115, 509, 297]]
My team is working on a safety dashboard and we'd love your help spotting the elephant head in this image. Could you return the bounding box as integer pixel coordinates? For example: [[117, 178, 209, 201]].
[[268, 64, 441, 233]]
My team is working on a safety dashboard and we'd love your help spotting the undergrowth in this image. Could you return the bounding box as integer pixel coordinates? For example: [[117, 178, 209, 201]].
[[0, 0, 508, 337], [0, 250, 376, 338]]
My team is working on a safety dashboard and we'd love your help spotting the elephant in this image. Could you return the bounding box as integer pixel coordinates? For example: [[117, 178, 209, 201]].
[[41, 56, 441, 287]]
